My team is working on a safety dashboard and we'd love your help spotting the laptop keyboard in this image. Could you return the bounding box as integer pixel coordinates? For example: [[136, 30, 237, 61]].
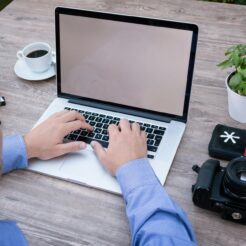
[[63, 107, 166, 159]]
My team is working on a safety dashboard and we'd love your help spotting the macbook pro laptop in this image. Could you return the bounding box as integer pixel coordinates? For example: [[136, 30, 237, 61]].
[[28, 7, 198, 194]]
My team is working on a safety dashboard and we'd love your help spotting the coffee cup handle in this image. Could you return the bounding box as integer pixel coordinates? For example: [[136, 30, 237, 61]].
[[52, 51, 56, 64], [17, 50, 24, 59]]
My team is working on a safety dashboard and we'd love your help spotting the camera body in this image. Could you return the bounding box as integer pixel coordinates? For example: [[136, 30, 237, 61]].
[[192, 157, 246, 224]]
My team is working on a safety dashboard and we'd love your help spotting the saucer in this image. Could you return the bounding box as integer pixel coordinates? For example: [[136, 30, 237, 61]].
[[14, 59, 56, 81]]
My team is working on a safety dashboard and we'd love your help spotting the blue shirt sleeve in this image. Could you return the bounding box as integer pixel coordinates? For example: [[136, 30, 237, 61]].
[[2, 134, 28, 174], [0, 221, 28, 246], [1, 135, 29, 245], [116, 158, 197, 246]]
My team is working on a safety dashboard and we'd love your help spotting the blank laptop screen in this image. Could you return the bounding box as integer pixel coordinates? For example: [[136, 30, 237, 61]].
[[59, 14, 193, 117]]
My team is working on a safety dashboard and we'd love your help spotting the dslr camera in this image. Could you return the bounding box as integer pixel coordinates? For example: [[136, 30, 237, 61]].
[[192, 157, 246, 224]]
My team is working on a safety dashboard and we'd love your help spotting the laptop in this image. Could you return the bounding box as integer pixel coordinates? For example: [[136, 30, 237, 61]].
[[28, 7, 198, 194]]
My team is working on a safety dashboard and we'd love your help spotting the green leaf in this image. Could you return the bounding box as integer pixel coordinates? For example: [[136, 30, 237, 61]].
[[241, 58, 246, 69], [229, 73, 242, 88], [217, 59, 232, 69], [239, 68, 246, 79], [237, 82, 246, 96], [225, 45, 236, 56], [232, 52, 240, 67]]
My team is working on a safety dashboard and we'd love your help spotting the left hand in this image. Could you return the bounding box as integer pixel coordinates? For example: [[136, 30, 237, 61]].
[[24, 110, 93, 160]]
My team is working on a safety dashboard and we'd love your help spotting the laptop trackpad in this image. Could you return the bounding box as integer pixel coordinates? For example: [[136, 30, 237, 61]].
[[28, 155, 65, 175], [59, 149, 121, 193]]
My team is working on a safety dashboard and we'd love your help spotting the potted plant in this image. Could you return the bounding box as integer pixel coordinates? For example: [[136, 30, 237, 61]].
[[218, 44, 246, 123]]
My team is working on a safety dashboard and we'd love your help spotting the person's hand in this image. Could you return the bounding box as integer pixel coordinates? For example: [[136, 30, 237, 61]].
[[24, 110, 93, 160], [91, 119, 147, 175]]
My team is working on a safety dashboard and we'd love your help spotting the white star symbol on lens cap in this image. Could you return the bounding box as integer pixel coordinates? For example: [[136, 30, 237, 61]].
[[220, 131, 240, 144]]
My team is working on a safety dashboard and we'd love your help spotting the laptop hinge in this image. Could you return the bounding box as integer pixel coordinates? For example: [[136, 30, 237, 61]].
[[68, 98, 171, 123]]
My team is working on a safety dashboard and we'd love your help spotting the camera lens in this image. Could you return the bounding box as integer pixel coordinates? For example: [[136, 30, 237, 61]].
[[223, 157, 246, 200]]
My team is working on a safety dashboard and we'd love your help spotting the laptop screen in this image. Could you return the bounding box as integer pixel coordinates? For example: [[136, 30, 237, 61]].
[[57, 9, 197, 119]]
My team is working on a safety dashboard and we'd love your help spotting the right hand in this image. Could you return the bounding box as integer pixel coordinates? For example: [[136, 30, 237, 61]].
[[91, 119, 147, 175]]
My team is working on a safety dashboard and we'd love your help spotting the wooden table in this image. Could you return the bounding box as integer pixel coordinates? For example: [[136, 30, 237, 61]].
[[0, 1, 245, 245]]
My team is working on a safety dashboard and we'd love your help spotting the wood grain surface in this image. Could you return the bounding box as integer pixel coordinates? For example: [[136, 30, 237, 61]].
[[0, 0, 246, 245]]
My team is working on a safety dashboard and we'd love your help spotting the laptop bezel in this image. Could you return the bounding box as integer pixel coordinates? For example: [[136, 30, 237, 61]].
[[55, 7, 198, 123]]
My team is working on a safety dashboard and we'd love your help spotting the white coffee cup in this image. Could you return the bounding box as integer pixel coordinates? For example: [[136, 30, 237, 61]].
[[17, 42, 55, 73]]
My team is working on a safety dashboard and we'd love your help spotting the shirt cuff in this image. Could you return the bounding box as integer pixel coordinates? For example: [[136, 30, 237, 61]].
[[2, 134, 28, 174], [116, 158, 159, 198]]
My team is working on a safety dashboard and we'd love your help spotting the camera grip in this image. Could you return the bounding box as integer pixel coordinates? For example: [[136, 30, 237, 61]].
[[192, 159, 220, 209]]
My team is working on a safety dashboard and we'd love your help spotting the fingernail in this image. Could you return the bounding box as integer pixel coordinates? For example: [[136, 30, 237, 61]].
[[90, 141, 95, 148], [80, 142, 86, 149]]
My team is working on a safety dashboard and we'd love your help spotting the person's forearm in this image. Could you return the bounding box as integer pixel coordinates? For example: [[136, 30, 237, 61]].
[[116, 158, 197, 245], [2, 135, 28, 174]]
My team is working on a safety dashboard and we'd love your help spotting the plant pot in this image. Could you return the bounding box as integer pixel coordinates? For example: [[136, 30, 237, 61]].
[[226, 72, 246, 123]]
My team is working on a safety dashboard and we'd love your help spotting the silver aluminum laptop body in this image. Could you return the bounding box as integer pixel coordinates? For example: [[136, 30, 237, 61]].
[[28, 7, 198, 194]]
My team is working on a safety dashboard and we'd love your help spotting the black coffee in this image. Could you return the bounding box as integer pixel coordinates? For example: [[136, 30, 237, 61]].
[[27, 49, 48, 58]]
